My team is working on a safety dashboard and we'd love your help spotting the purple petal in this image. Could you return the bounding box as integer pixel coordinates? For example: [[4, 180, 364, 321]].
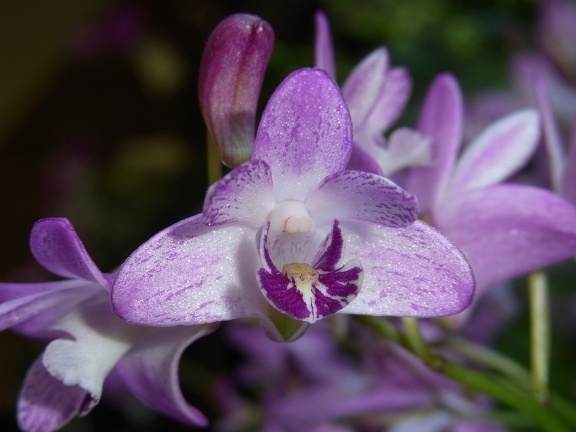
[[112, 214, 268, 325], [116, 324, 217, 427], [314, 11, 336, 79], [346, 143, 384, 175], [30, 218, 109, 287], [252, 68, 352, 200], [449, 109, 540, 194], [406, 74, 463, 214], [342, 48, 388, 130], [306, 170, 417, 228], [340, 220, 474, 317], [562, 131, 576, 204], [18, 359, 95, 432], [365, 66, 412, 141], [203, 159, 275, 227], [198, 14, 274, 167], [0, 280, 98, 336], [533, 74, 565, 191], [435, 184, 576, 298]]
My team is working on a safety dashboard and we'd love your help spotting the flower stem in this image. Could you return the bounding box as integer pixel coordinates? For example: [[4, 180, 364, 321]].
[[207, 136, 222, 184], [528, 270, 550, 403], [401, 317, 433, 360]]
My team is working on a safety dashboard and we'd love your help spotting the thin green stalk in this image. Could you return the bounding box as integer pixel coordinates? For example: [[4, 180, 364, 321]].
[[445, 336, 530, 391], [401, 317, 433, 360], [528, 271, 550, 403], [207, 136, 222, 184]]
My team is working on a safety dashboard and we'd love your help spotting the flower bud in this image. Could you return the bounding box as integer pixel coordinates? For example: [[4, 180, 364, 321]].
[[199, 14, 274, 167]]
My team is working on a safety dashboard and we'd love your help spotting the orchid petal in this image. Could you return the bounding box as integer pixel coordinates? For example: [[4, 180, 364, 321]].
[[449, 109, 540, 194], [18, 359, 94, 432], [406, 74, 463, 214], [366, 66, 412, 141], [340, 220, 474, 317], [306, 170, 417, 228], [253, 68, 352, 200], [116, 324, 217, 427], [314, 11, 336, 79], [112, 214, 268, 325], [342, 48, 388, 130], [435, 184, 576, 298], [203, 159, 275, 228], [562, 131, 576, 204], [346, 143, 384, 175], [378, 128, 430, 175], [42, 295, 135, 406], [30, 218, 108, 287], [0, 280, 98, 336]]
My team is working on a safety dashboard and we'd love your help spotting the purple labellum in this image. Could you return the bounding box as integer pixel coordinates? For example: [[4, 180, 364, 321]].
[[257, 220, 363, 323]]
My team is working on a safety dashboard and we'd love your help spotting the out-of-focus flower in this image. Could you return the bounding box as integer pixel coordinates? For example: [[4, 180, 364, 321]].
[[216, 322, 505, 432], [112, 68, 474, 340], [199, 13, 274, 167], [404, 74, 576, 324], [0, 218, 216, 431], [314, 11, 430, 177]]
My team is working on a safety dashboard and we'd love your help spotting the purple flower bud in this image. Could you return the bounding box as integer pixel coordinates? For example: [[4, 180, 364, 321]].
[[199, 14, 274, 167]]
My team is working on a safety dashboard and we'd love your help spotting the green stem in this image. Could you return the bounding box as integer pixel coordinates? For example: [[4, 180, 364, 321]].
[[401, 316, 433, 360], [529, 271, 550, 403], [207, 136, 222, 184]]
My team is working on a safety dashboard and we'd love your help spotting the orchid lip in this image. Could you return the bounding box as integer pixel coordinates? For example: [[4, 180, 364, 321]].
[[257, 220, 363, 323]]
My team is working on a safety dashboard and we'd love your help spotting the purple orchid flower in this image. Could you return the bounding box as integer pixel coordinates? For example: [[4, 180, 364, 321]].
[[314, 11, 430, 178], [0, 218, 216, 431], [403, 74, 576, 324], [112, 68, 474, 340]]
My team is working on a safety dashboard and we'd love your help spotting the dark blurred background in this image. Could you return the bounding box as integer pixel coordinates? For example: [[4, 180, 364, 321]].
[[0, 1, 542, 430]]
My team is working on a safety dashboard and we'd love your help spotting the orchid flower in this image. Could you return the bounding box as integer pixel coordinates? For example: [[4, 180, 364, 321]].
[[0, 218, 216, 431], [314, 11, 430, 177], [404, 74, 576, 323], [112, 68, 474, 340]]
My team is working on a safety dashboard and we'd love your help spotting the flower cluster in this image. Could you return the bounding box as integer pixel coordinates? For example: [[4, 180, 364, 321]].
[[2, 5, 576, 432]]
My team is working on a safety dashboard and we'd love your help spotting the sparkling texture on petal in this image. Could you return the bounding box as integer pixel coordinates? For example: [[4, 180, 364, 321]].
[[258, 221, 363, 323], [340, 220, 474, 317], [253, 68, 352, 201], [204, 159, 275, 228], [307, 170, 417, 228], [112, 215, 268, 325], [30, 218, 108, 287]]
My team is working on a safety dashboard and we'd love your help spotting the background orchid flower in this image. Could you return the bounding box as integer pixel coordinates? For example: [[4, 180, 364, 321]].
[[112, 67, 474, 341], [199, 13, 274, 167], [314, 11, 430, 177], [0, 218, 215, 431], [404, 73, 576, 324], [217, 322, 505, 432]]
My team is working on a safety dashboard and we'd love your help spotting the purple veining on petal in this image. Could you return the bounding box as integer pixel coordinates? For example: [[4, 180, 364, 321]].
[[307, 170, 417, 228], [257, 221, 363, 323], [203, 159, 275, 227], [313, 220, 344, 271]]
